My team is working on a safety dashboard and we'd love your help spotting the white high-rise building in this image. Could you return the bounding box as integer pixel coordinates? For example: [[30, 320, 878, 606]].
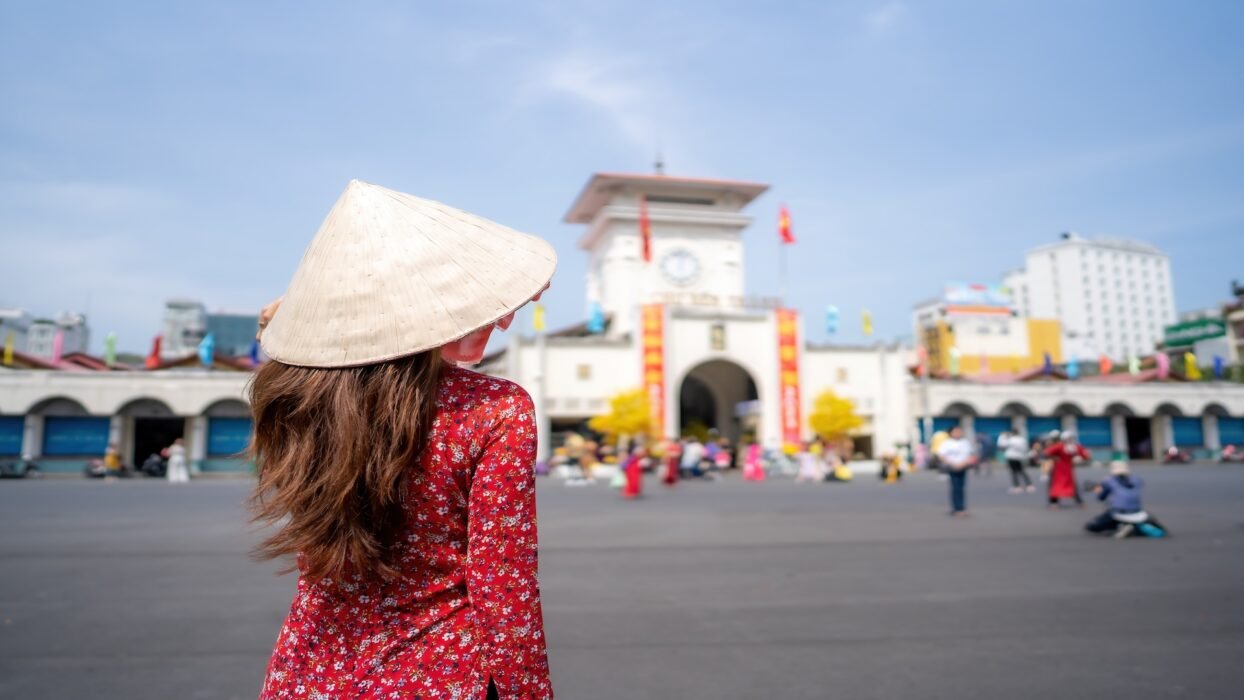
[[25, 312, 90, 358], [161, 299, 208, 359], [1004, 233, 1176, 361]]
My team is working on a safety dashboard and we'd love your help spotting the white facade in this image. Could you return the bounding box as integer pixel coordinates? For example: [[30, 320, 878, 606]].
[[484, 172, 916, 459], [1007, 233, 1176, 361]]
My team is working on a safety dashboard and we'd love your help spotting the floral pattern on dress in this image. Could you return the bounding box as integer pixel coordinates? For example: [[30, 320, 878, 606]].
[[260, 366, 552, 699]]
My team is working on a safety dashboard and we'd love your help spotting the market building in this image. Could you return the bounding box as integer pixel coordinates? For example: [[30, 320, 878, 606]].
[[4, 171, 1244, 473]]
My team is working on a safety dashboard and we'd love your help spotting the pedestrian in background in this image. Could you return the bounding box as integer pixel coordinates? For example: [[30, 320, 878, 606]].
[[937, 427, 976, 516], [165, 438, 189, 483], [999, 430, 1035, 493], [1044, 431, 1091, 508]]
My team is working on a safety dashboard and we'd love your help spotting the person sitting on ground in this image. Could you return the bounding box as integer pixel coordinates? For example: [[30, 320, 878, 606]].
[[680, 437, 706, 478], [1085, 462, 1164, 537]]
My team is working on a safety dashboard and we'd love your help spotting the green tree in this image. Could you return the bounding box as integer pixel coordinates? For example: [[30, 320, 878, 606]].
[[809, 389, 864, 442]]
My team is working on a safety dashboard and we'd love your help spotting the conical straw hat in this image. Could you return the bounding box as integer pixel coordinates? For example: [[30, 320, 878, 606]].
[[261, 180, 557, 368]]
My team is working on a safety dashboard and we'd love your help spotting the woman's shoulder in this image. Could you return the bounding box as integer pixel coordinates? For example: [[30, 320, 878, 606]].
[[439, 366, 534, 418]]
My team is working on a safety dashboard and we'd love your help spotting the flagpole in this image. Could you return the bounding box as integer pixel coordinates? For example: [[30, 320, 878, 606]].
[[779, 244, 788, 305]]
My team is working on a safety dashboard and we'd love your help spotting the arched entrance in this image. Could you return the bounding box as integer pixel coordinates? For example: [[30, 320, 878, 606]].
[[678, 360, 758, 443], [117, 397, 183, 466]]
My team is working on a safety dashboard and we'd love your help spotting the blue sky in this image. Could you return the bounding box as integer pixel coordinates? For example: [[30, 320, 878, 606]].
[[2, 0, 1242, 353]]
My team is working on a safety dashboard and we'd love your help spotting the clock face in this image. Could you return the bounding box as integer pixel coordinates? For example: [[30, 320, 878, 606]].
[[661, 248, 700, 286]]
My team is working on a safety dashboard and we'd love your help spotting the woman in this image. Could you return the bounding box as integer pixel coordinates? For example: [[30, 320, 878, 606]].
[[743, 441, 765, 481], [252, 181, 556, 700], [1044, 431, 1091, 508], [621, 446, 644, 499], [166, 438, 189, 482]]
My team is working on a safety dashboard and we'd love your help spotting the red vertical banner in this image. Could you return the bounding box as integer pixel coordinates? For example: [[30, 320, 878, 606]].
[[641, 304, 665, 437], [775, 308, 802, 449], [639, 195, 653, 263]]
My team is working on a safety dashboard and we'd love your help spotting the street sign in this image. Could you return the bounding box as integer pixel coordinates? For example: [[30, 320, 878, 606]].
[[1163, 318, 1226, 346]]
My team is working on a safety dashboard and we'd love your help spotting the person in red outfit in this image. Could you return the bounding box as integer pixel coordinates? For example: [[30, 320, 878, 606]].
[[251, 180, 556, 700], [1044, 431, 1091, 508], [663, 438, 681, 486], [622, 447, 645, 499]]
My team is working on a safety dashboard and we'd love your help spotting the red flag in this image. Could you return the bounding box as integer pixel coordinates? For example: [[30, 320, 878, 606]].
[[639, 195, 652, 263], [1099, 354, 1113, 375], [145, 335, 162, 369], [778, 204, 795, 244]]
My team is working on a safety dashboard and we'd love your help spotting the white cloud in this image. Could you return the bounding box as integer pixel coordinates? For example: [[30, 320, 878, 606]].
[[864, 2, 909, 33], [523, 47, 690, 164]]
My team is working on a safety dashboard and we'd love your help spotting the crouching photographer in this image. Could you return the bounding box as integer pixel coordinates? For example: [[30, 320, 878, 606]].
[[1083, 462, 1168, 538]]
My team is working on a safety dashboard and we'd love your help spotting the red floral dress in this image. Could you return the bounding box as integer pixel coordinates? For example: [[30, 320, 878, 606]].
[[260, 367, 552, 699]]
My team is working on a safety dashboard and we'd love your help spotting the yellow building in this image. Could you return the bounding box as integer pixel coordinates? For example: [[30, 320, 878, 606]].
[[914, 288, 1063, 376]]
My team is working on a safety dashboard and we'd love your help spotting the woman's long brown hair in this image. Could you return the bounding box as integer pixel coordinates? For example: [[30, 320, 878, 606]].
[[248, 351, 442, 581]]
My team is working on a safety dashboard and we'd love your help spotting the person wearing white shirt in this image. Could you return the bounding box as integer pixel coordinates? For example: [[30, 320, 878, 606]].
[[997, 431, 1034, 493], [936, 427, 976, 516]]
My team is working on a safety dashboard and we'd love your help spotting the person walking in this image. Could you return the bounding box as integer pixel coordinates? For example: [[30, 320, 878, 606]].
[[743, 440, 766, 481], [937, 427, 976, 516], [621, 446, 645, 499], [662, 437, 681, 486], [998, 430, 1034, 493], [165, 438, 189, 483], [251, 181, 556, 700], [1044, 431, 1091, 508]]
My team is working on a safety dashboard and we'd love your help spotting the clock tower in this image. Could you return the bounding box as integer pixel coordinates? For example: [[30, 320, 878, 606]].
[[564, 172, 770, 336]]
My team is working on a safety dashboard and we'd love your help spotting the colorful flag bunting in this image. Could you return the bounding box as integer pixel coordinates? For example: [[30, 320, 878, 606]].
[[2, 331, 13, 367], [198, 332, 216, 368], [145, 335, 162, 370], [1155, 352, 1170, 380], [587, 302, 605, 334], [104, 332, 117, 368], [533, 303, 546, 332], [1184, 352, 1202, 381], [51, 330, 64, 363], [948, 346, 961, 377], [861, 309, 873, 337], [1099, 354, 1113, 375]]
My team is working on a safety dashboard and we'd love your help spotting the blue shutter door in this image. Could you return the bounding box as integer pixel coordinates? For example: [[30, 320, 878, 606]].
[[1219, 417, 1244, 446], [1077, 417, 1112, 447], [207, 417, 253, 456], [0, 416, 23, 456], [1027, 417, 1061, 438], [1171, 417, 1204, 447], [973, 417, 1012, 440], [42, 417, 111, 456]]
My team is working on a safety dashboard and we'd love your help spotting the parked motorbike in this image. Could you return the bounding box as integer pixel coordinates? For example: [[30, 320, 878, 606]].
[[140, 453, 168, 477], [1162, 447, 1192, 464], [1220, 445, 1244, 463], [84, 459, 134, 478], [0, 456, 39, 479]]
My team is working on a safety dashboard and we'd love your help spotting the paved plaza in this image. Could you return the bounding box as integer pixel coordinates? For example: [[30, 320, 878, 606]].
[[2, 465, 1243, 699]]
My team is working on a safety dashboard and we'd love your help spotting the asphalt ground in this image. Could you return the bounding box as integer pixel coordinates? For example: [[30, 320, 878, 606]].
[[2, 464, 1242, 699]]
